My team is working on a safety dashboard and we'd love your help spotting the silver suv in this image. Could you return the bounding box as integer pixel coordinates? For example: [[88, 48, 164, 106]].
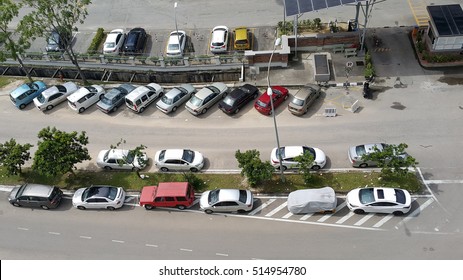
[[8, 184, 63, 210]]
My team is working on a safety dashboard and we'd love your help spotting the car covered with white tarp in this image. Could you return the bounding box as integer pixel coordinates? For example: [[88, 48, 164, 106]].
[[287, 187, 337, 214]]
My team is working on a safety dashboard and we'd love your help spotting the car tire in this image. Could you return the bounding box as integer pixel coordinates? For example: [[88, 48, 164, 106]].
[[190, 167, 199, 172], [311, 165, 321, 170], [234, 108, 240, 114], [237, 209, 246, 213], [41, 205, 50, 210], [78, 107, 85, 114], [19, 104, 26, 110], [172, 106, 177, 112], [107, 206, 116, 211], [77, 206, 86, 210], [354, 209, 365, 214], [253, 93, 258, 99], [132, 167, 140, 172], [205, 209, 213, 214], [160, 167, 169, 172], [393, 211, 404, 216], [359, 163, 368, 168], [284, 94, 288, 100], [46, 105, 54, 110], [222, 92, 228, 98], [177, 205, 186, 210], [12, 202, 20, 207], [104, 166, 112, 171], [139, 107, 145, 113], [99, 94, 104, 100], [112, 106, 118, 112], [201, 108, 207, 114], [277, 165, 287, 171], [144, 204, 154, 210], [268, 110, 273, 115]]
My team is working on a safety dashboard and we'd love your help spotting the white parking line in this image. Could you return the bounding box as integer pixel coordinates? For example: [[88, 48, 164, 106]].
[[395, 197, 435, 228], [336, 212, 355, 224], [112, 240, 125, 243], [17, 227, 29, 231], [354, 213, 374, 226], [318, 201, 346, 222], [216, 253, 229, 257], [180, 248, 192, 252], [248, 198, 276, 216], [79, 236, 92, 239], [282, 212, 293, 219], [145, 244, 158, 248], [265, 202, 287, 217], [373, 215, 394, 228], [48, 232, 61, 235], [300, 213, 313, 220]]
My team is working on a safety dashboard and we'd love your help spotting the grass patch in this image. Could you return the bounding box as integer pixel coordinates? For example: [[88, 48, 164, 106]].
[[0, 77, 17, 88], [0, 167, 422, 194]]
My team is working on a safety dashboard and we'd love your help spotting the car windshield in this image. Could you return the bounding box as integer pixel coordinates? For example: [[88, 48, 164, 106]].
[[83, 186, 117, 200], [276, 147, 286, 159], [395, 189, 406, 203], [105, 42, 115, 48], [36, 93, 46, 103], [208, 189, 220, 205], [189, 96, 203, 106], [182, 150, 195, 163], [256, 100, 268, 108], [27, 83, 38, 90], [126, 151, 135, 164], [85, 86, 97, 93], [168, 43, 179, 51], [291, 97, 304, 106], [355, 145, 367, 156], [161, 95, 173, 105], [239, 190, 247, 203], [359, 188, 375, 204], [222, 96, 235, 106], [100, 96, 113, 105]]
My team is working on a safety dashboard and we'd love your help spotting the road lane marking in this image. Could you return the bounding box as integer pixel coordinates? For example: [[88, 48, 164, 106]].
[[145, 244, 158, 247], [265, 202, 287, 217], [336, 212, 355, 224], [112, 240, 125, 243], [180, 248, 192, 252], [423, 180, 463, 184], [354, 213, 374, 226], [373, 215, 394, 228], [318, 201, 346, 222], [48, 232, 61, 235], [395, 197, 435, 228], [79, 236, 92, 239], [216, 253, 229, 257], [248, 198, 276, 216], [300, 213, 313, 220], [17, 227, 29, 231], [282, 212, 293, 219]]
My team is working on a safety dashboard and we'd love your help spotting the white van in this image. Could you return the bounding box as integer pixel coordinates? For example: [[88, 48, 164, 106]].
[[125, 83, 163, 113], [67, 85, 105, 113]]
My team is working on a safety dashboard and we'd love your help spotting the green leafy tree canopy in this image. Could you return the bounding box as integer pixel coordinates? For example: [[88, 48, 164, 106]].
[[294, 151, 315, 184], [0, 138, 33, 175], [110, 138, 147, 175], [32, 126, 91, 177], [361, 143, 418, 177], [235, 149, 274, 187]]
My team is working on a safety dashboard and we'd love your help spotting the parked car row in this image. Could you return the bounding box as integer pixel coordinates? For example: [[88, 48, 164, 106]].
[[9, 81, 323, 117], [8, 182, 412, 216]]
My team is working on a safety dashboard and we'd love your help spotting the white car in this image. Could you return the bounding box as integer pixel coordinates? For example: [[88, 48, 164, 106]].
[[166, 30, 186, 57], [96, 149, 148, 171], [210, 25, 229, 53], [33, 82, 78, 111], [72, 185, 126, 210], [200, 189, 253, 214], [185, 82, 228, 115], [103, 29, 125, 55], [67, 85, 105, 113], [154, 149, 204, 172], [270, 146, 326, 170], [346, 187, 412, 215]]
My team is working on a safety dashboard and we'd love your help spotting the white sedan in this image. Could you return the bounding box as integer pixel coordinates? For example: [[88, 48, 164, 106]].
[[33, 82, 79, 111], [72, 185, 126, 210], [185, 82, 228, 115], [96, 149, 148, 171], [166, 30, 186, 57], [270, 146, 327, 170], [103, 29, 125, 55], [200, 189, 253, 214], [346, 187, 412, 215], [154, 149, 204, 172]]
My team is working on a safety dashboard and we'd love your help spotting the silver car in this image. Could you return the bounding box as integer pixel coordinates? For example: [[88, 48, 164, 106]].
[[348, 143, 408, 168], [156, 84, 196, 114], [33, 82, 78, 111], [270, 146, 327, 170], [287, 84, 321, 116], [185, 82, 228, 115], [200, 189, 254, 214], [72, 185, 126, 210], [96, 84, 135, 114], [154, 149, 204, 172]]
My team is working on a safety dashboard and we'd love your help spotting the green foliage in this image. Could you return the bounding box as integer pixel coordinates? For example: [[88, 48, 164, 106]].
[[364, 51, 375, 78], [235, 149, 274, 187], [110, 138, 147, 174], [32, 127, 91, 177], [360, 143, 418, 177], [0, 139, 33, 175], [88, 27, 105, 54], [294, 151, 315, 184], [277, 21, 293, 35]]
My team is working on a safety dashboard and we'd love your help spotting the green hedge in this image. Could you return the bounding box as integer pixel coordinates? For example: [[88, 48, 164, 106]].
[[87, 28, 105, 54]]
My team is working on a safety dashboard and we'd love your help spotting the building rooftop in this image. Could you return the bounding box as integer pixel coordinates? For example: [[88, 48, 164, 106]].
[[428, 4, 463, 36]]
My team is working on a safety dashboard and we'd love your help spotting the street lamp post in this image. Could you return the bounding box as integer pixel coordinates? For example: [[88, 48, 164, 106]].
[[174, 2, 181, 57], [267, 37, 285, 182]]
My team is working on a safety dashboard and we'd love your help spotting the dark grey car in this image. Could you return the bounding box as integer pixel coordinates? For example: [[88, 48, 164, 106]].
[[97, 84, 136, 113], [8, 183, 63, 210]]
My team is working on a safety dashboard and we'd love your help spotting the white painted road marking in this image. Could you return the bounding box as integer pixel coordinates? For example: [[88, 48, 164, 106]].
[[354, 213, 374, 226], [282, 212, 293, 219], [336, 212, 355, 224], [48, 232, 61, 235], [79, 236, 92, 239], [112, 240, 125, 243], [373, 215, 394, 228], [145, 244, 158, 247], [248, 198, 276, 216], [265, 202, 287, 217], [180, 248, 192, 252], [395, 197, 435, 228]]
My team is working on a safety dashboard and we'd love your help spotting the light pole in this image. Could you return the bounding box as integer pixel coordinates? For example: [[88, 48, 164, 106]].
[[174, 2, 181, 57], [267, 36, 285, 182]]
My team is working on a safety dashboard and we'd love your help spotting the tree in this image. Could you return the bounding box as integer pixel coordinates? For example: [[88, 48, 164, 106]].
[[110, 138, 148, 177], [235, 149, 274, 187], [32, 126, 91, 177], [19, 0, 92, 84], [0, 0, 33, 82], [294, 151, 315, 184], [361, 143, 418, 177], [0, 139, 33, 175]]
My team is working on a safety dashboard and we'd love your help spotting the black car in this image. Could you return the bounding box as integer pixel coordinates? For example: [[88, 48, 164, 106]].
[[218, 84, 259, 114], [123, 27, 147, 54], [46, 29, 71, 52]]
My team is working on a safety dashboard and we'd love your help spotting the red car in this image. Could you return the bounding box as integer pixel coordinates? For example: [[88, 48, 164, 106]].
[[254, 86, 289, 115]]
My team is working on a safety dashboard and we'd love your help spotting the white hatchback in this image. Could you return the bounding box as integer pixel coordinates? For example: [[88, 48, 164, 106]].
[[210, 25, 229, 53], [67, 85, 105, 113], [200, 189, 253, 214], [96, 149, 148, 171]]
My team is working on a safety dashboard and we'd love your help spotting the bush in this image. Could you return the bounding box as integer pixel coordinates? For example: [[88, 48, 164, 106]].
[[87, 28, 105, 54]]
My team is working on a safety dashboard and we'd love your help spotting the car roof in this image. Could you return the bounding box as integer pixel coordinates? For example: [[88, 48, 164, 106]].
[[125, 83, 162, 100], [217, 189, 241, 201], [164, 84, 193, 98], [362, 187, 407, 203], [293, 85, 318, 99], [282, 146, 305, 157], [212, 26, 228, 42], [156, 182, 190, 196], [105, 32, 121, 42], [162, 149, 186, 159], [68, 85, 103, 102], [105, 149, 128, 159], [259, 86, 286, 102], [20, 183, 54, 197], [105, 84, 135, 98], [168, 30, 186, 44], [41, 82, 77, 98], [86, 185, 118, 199]]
